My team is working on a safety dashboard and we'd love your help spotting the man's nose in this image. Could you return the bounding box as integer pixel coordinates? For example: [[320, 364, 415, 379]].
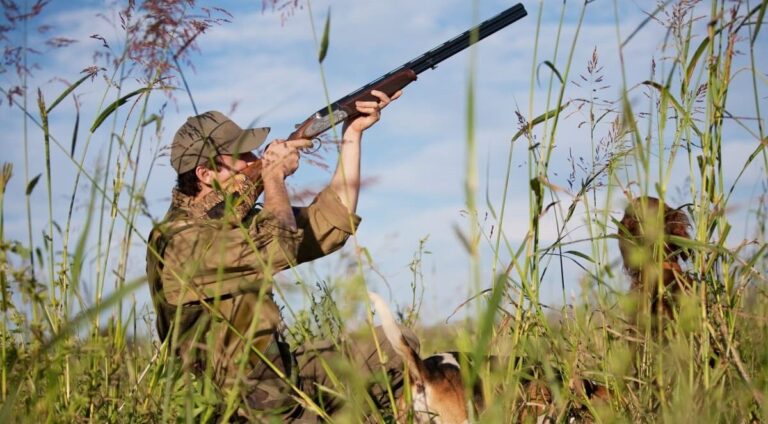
[[241, 152, 258, 163]]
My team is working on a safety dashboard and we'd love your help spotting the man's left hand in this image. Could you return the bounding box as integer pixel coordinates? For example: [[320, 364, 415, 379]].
[[344, 89, 402, 134]]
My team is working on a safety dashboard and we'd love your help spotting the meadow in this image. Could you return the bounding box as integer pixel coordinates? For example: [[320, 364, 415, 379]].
[[1, 0, 767, 422]]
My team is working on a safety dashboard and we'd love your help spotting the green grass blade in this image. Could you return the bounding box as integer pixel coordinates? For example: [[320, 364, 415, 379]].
[[753, 1, 767, 46], [45, 70, 96, 114], [25, 173, 41, 195], [70, 107, 79, 156], [318, 8, 331, 63], [686, 35, 712, 90], [724, 137, 767, 202], [90, 87, 150, 133], [537, 60, 564, 85], [563, 249, 595, 263], [642, 80, 703, 137], [70, 176, 97, 293], [511, 102, 571, 142], [469, 273, 505, 384]]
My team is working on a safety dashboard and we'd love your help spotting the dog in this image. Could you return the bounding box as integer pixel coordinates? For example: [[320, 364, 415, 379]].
[[368, 292, 609, 423], [369, 292, 473, 423], [617, 196, 692, 318]]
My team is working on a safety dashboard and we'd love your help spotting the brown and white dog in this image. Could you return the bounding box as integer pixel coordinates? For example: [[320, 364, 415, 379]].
[[369, 292, 476, 423], [368, 293, 611, 423]]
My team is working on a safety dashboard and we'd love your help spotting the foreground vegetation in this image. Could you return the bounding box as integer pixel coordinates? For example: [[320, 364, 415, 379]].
[[1, 0, 766, 422]]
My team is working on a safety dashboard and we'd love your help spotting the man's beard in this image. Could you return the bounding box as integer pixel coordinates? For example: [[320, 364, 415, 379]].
[[200, 173, 261, 222]]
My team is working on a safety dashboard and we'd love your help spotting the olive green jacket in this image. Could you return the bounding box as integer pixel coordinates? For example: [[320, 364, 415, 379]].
[[146, 187, 360, 349]]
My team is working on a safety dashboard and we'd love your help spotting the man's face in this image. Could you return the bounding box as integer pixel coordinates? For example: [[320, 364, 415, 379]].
[[198, 151, 258, 192], [213, 151, 258, 176]]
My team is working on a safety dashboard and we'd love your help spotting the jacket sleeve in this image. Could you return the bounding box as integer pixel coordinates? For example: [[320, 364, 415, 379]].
[[160, 212, 303, 305], [294, 187, 362, 263]]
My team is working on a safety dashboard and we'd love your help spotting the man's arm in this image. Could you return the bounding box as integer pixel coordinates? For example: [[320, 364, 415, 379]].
[[261, 139, 313, 230], [262, 171, 296, 230], [329, 89, 401, 214]]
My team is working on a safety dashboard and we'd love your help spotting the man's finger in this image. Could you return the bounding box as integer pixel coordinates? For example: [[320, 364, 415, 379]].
[[355, 100, 380, 109], [369, 89, 390, 101], [285, 138, 313, 149], [355, 106, 379, 115]]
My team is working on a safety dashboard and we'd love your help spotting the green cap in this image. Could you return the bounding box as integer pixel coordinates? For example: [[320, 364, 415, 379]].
[[170, 111, 270, 174]]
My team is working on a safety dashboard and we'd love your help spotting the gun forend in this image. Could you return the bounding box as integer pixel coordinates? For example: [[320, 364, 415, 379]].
[[288, 69, 417, 140]]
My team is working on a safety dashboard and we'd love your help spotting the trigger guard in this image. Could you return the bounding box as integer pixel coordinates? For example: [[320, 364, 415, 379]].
[[304, 138, 322, 154]]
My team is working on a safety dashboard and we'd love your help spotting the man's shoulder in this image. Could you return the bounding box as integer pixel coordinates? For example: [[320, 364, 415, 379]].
[[150, 207, 212, 242]]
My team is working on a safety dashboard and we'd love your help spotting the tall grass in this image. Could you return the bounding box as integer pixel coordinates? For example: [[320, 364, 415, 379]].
[[1, 0, 767, 422]]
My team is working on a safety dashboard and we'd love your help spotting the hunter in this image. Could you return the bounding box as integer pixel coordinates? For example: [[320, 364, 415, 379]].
[[146, 90, 417, 421]]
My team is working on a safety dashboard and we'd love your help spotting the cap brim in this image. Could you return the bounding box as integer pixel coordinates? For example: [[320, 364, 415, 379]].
[[224, 127, 271, 156]]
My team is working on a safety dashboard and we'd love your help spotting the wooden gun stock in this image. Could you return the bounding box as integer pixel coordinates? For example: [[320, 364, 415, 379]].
[[239, 160, 263, 190]]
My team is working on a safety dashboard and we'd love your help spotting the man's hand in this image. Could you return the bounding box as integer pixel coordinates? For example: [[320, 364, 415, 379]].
[[343, 89, 401, 134], [260, 138, 311, 231], [261, 138, 313, 179]]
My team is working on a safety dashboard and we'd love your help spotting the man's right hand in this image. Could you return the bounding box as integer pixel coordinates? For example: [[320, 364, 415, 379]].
[[261, 138, 313, 179]]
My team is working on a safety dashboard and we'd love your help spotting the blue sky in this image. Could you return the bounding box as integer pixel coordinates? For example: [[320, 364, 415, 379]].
[[1, 0, 765, 327]]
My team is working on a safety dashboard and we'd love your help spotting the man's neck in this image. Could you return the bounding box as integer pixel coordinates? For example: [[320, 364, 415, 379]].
[[195, 185, 213, 203]]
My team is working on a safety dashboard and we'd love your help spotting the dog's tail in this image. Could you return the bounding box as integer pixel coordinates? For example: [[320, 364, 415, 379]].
[[368, 292, 426, 384]]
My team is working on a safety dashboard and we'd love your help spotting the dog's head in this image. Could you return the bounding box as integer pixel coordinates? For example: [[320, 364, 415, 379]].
[[617, 196, 693, 317], [369, 292, 473, 424], [618, 196, 691, 276]]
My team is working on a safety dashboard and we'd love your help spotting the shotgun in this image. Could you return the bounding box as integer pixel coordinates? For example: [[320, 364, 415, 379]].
[[208, 3, 527, 218]]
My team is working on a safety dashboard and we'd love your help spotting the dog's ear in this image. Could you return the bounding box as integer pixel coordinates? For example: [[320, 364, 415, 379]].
[[368, 292, 426, 386]]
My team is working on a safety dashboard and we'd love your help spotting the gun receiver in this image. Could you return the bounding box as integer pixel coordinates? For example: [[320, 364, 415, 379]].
[[208, 4, 527, 218]]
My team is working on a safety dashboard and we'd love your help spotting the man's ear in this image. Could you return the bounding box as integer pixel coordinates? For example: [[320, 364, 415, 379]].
[[195, 165, 213, 186]]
